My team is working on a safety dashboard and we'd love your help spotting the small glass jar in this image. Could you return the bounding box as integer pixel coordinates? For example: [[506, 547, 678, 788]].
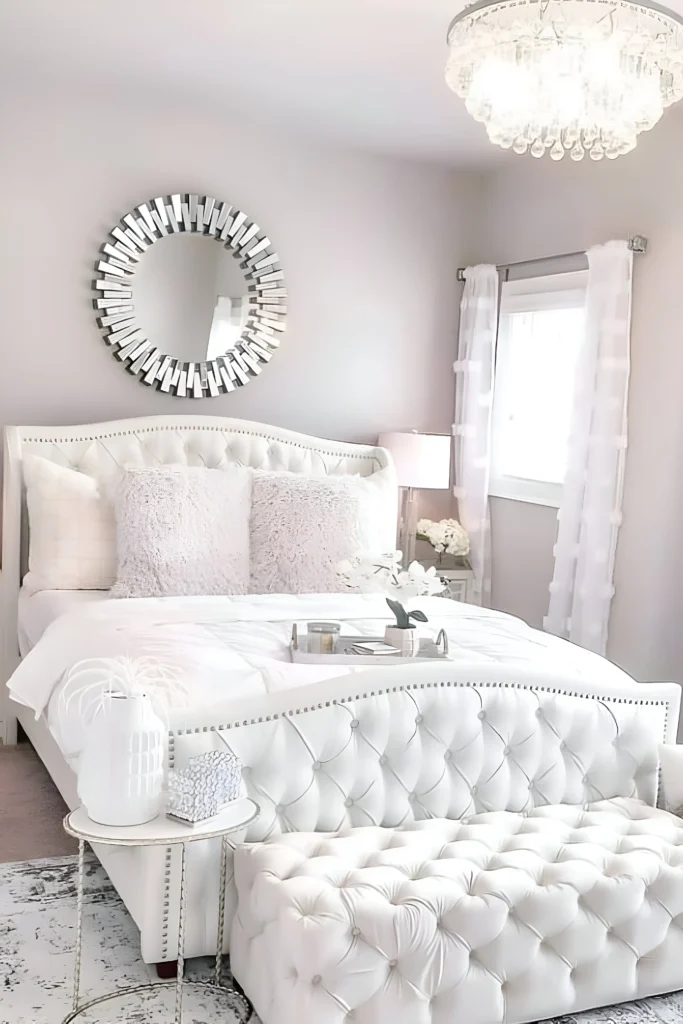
[[307, 622, 341, 655]]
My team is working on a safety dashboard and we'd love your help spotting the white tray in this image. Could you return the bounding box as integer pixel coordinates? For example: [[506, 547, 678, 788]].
[[290, 632, 450, 666]]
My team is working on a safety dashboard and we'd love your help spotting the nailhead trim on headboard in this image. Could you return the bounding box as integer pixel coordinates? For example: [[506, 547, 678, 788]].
[[167, 678, 669, 746], [21, 424, 382, 463]]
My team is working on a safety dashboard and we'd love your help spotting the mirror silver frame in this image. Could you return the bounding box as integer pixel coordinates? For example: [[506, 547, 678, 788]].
[[93, 193, 287, 398]]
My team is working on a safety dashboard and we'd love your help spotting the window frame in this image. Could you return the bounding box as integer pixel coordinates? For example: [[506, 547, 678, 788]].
[[489, 270, 588, 508]]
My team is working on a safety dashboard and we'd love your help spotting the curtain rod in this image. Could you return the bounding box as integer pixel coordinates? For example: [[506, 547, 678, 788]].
[[456, 234, 648, 283]]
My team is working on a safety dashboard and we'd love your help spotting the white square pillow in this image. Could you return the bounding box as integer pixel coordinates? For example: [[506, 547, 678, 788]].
[[23, 454, 117, 591], [249, 467, 397, 594], [111, 465, 251, 598]]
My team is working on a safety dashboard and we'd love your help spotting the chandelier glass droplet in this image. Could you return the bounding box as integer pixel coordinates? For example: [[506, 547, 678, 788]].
[[446, 0, 683, 160]]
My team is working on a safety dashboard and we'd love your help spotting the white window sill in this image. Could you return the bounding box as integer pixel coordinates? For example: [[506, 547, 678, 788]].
[[489, 479, 562, 508]]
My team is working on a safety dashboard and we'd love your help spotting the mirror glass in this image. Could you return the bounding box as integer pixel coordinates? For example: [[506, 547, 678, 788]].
[[133, 234, 252, 362]]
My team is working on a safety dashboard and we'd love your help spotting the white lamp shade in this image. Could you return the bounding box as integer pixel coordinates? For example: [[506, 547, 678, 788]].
[[378, 432, 451, 490]]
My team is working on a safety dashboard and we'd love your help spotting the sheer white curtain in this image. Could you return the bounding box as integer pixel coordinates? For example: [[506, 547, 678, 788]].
[[453, 265, 499, 606], [544, 240, 633, 655]]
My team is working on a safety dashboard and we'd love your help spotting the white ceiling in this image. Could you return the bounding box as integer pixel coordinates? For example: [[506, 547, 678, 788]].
[[0, 0, 501, 166]]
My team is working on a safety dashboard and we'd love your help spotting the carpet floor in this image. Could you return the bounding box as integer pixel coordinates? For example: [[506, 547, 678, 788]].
[[0, 853, 252, 1024], [0, 744, 77, 862]]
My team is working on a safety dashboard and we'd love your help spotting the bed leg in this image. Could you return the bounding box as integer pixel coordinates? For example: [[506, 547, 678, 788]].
[[232, 975, 248, 1000], [3, 714, 18, 745], [156, 960, 178, 979]]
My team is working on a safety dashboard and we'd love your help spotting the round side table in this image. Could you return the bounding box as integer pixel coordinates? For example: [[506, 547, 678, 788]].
[[62, 797, 260, 1024]]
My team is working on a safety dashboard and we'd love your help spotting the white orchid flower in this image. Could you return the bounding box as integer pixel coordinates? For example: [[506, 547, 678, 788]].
[[336, 550, 445, 597]]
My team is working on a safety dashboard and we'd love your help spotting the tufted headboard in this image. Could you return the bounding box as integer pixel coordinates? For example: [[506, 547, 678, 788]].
[[0, 415, 394, 678]]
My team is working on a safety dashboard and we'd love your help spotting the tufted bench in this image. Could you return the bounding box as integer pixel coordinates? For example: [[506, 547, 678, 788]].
[[231, 798, 683, 1024]]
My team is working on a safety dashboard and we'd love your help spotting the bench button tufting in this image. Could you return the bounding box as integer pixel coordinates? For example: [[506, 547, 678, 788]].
[[478, 711, 486, 720], [389, 960, 397, 968], [472, 786, 478, 796], [313, 761, 321, 770], [504, 746, 511, 756], [352, 926, 361, 937], [444, 751, 452, 762], [275, 805, 283, 814], [312, 975, 321, 986], [415, 715, 423, 724], [379, 756, 388, 766], [345, 798, 353, 808], [350, 720, 359, 729]]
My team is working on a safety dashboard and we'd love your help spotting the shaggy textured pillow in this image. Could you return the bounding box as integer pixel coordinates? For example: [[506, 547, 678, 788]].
[[112, 466, 251, 598], [23, 454, 117, 591], [249, 468, 396, 594]]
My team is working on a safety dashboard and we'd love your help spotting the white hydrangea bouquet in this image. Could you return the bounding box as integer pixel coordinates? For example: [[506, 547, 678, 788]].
[[337, 551, 445, 598], [416, 518, 470, 564]]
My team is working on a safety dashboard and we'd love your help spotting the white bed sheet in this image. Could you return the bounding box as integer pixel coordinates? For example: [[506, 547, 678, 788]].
[[18, 587, 110, 655]]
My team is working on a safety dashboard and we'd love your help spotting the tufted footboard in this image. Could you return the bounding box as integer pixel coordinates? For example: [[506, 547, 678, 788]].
[[124, 667, 680, 963]]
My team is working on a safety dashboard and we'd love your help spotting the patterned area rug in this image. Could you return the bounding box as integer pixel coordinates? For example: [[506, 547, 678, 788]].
[[0, 854, 252, 1024], [2, 855, 683, 1024], [543, 1004, 683, 1023]]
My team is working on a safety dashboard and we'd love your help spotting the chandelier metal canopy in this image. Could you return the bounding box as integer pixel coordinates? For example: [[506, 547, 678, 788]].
[[446, 0, 683, 160]]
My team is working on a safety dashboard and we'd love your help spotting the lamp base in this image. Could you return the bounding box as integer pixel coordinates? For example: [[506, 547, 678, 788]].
[[398, 487, 418, 568]]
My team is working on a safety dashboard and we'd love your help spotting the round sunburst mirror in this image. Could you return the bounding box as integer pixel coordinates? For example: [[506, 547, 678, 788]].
[[93, 193, 287, 397]]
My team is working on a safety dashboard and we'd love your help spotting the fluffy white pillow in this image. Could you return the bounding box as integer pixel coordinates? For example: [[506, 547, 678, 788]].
[[23, 455, 117, 591], [249, 467, 397, 594], [111, 466, 251, 598], [351, 465, 398, 553]]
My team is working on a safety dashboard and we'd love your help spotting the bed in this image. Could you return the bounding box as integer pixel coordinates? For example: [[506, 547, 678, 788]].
[[0, 414, 643, 968]]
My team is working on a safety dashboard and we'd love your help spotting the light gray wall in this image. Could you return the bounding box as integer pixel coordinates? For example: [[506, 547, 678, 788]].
[[490, 498, 557, 628], [0, 85, 480, 447], [475, 107, 683, 683]]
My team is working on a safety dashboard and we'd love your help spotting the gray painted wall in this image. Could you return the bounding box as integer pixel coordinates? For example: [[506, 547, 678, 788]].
[[0, 85, 479, 448]]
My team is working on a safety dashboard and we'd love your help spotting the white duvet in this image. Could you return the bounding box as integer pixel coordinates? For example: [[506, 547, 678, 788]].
[[7, 593, 636, 761]]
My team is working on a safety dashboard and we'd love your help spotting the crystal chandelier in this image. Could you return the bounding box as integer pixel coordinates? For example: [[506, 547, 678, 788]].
[[445, 0, 683, 160]]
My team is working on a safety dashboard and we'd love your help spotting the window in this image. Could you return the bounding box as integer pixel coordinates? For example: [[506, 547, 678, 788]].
[[489, 270, 587, 507]]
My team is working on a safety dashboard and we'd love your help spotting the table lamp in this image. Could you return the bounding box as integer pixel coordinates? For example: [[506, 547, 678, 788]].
[[377, 431, 451, 565]]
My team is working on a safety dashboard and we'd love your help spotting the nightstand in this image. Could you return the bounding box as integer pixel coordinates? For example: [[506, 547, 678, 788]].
[[437, 566, 477, 604]]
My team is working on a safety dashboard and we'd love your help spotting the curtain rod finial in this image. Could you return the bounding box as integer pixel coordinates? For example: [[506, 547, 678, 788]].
[[628, 235, 648, 254]]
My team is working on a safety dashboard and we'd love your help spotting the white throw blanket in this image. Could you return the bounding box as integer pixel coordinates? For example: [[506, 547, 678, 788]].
[[7, 593, 636, 759]]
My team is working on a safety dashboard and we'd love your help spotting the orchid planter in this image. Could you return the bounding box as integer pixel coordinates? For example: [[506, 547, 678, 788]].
[[384, 598, 428, 658], [384, 625, 419, 657]]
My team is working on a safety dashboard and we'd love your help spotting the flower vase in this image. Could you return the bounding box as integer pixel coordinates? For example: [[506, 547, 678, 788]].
[[384, 626, 419, 657], [77, 692, 165, 826]]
